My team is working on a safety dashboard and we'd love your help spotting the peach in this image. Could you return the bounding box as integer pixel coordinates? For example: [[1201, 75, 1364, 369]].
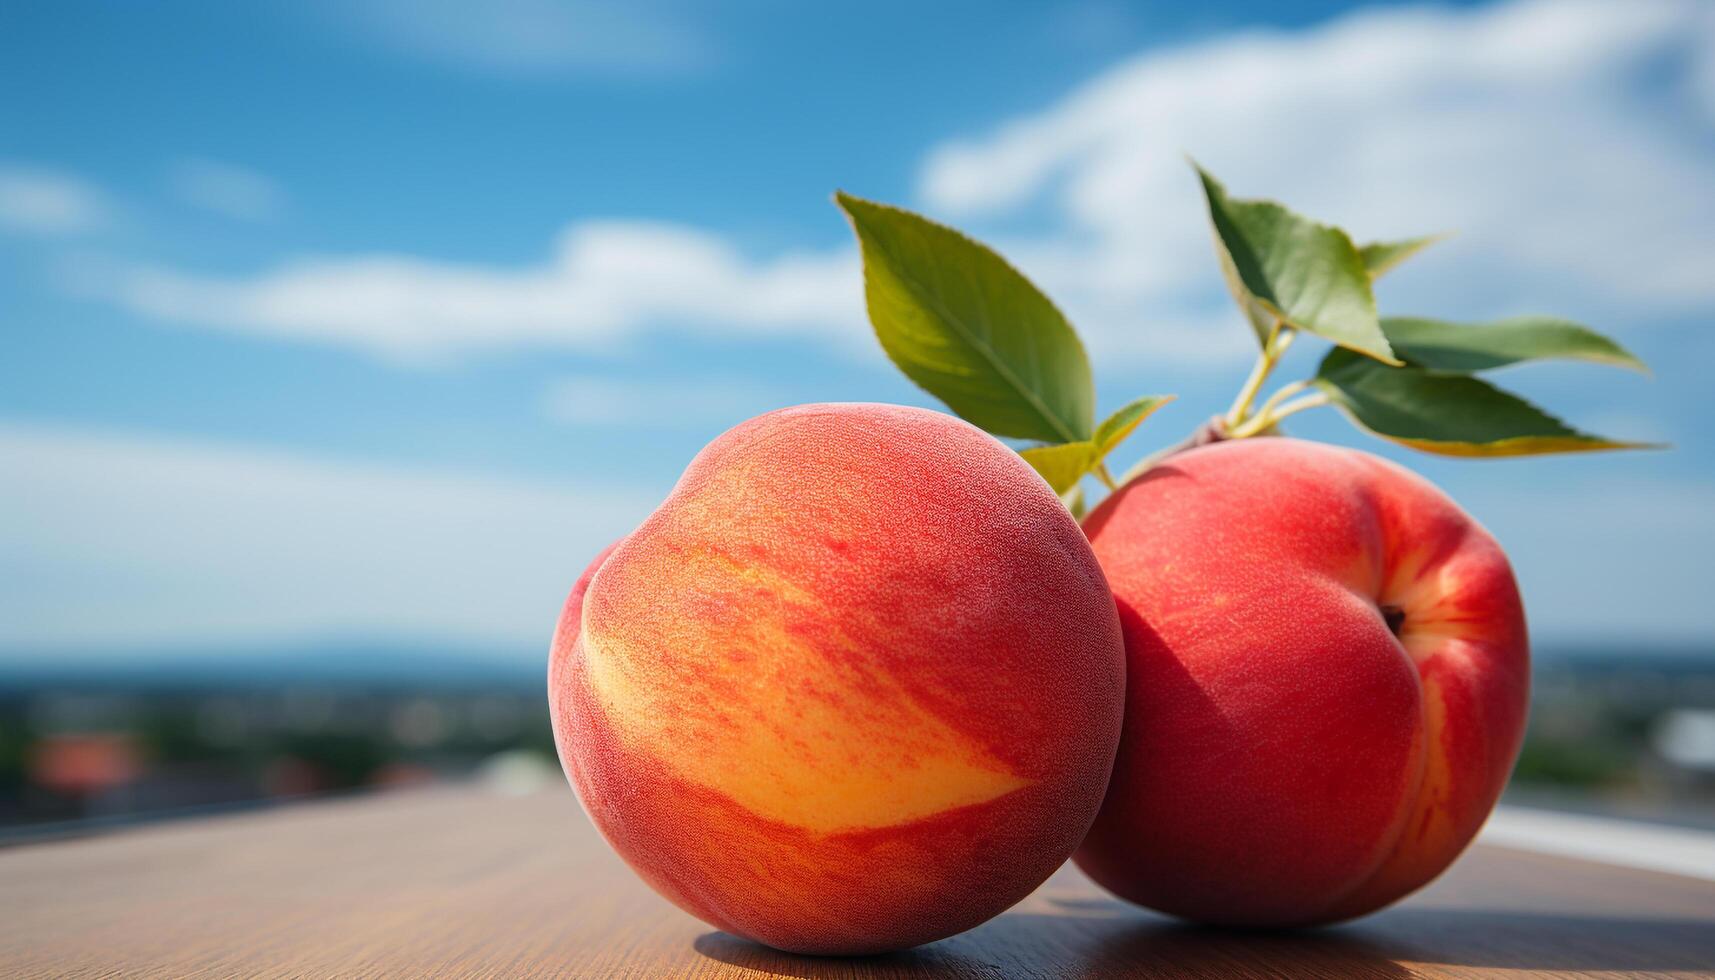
[[1076, 437, 1529, 926], [548, 403, 1126, 954]]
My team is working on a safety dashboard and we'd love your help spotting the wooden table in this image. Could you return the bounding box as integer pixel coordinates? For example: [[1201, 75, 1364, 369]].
[[3, 784, 1712, 978]]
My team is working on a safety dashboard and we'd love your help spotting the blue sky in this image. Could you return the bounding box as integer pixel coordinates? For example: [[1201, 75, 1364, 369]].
[[2, 0, 1712, 662]]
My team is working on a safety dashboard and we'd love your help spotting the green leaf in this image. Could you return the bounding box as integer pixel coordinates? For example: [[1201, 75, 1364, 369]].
[[1019, 441, 1095, 494], [1195, 164, 1399, 364], [836, 192, 1095, 443], [1018, 396, 1173, 493], [1093, 395, 1174, 457], [1062, 484, 1087, 520], [1314, 348, 1655, 456], [1358, 235, 1442, 279], [1381, 316, 1648, 375]]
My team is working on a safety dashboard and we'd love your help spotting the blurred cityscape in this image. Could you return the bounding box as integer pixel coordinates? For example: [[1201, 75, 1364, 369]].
[[1509, 651, 1715, 826], [0, 648, 556, 839], [3, 646, 1714, 839]]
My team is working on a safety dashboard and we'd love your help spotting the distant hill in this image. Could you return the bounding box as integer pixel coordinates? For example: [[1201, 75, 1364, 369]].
[[1, 639, 1710, 694]]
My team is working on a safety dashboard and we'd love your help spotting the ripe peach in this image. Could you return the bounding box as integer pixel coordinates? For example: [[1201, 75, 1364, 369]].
[[1076, 437, 1529, 926], [548, 403, 1126, 955]]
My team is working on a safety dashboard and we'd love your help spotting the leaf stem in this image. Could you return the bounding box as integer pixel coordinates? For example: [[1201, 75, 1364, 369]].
[[1268, 390, 1331, 424], [1224, 327, 1295, 428], [1229, 390, 1331, 438], [1249, 379, 1309, 425], [1095, 463, 1120, 491]]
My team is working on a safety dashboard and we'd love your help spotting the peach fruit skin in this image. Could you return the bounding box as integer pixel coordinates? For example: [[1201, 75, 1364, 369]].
[[1075, 438, 1529, 926], [548, 403, 1126, 955]]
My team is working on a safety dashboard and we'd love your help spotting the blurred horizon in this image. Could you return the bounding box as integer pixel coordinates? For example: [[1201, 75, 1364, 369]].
[[2, 638, 1713, 687], [5, 0, 1714, 661]]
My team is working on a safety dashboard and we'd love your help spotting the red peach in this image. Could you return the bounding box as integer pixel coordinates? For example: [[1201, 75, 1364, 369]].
[[1076, 437, 1529, 926], [549, 403, 1126, 954]]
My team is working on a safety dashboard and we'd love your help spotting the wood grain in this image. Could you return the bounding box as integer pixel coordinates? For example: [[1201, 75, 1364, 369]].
[[1, 784, 1712, 978]]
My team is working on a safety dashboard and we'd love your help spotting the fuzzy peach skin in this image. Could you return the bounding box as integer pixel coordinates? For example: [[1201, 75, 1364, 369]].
[[1076, 438, 1529, 926], [548, 403, 1126, 955]]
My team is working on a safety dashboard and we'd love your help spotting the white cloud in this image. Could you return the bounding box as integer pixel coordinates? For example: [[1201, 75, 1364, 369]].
[[170, 158, 285, 222], [0, 424, 653, 652], [326, 0, 716, 77], [0, 166, 107, 236], [98, 222, 864, 361], [921, 0, 1715, 356], [66, 0, 1715, 369]]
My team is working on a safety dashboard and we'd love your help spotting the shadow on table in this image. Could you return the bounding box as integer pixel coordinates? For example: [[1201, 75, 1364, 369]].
[[695, 933, 954, 978], [1333, 906, 1715, 974], [697, 921, 1410, 979], [694, 899, 1715, 978]]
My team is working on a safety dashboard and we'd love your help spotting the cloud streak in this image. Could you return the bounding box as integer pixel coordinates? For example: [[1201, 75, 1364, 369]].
[[104, 222, 863, 361], [3, 422, 1707, 652], [0, 166, 108, 236], [169, 158, 286, 222], [0, 424, 652, 653]]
